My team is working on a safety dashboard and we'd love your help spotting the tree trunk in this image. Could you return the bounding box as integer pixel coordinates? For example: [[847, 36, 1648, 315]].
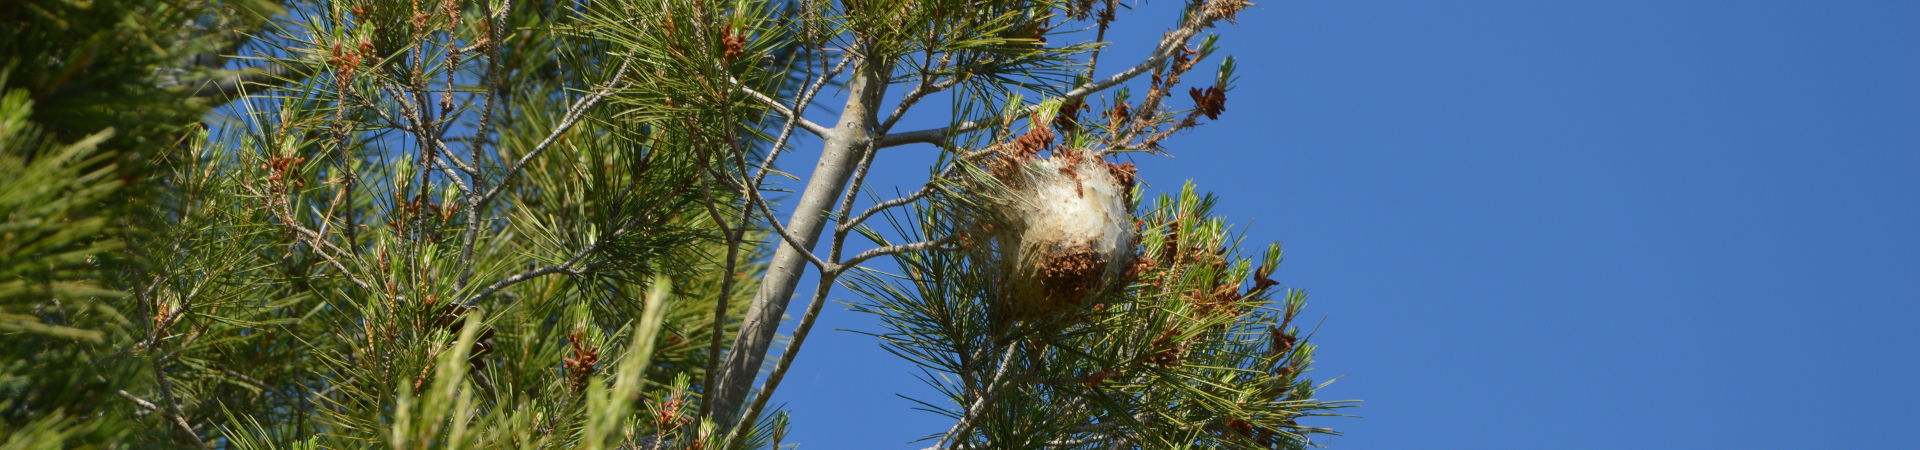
[[710, 60, 888, 426]]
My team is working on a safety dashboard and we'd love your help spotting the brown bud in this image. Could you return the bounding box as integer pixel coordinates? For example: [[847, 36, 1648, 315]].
[[1189, 86, 1227, 120], [721, 25, 747, 60]]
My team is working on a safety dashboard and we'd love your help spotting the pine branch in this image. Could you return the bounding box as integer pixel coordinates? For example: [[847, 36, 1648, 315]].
[[835, 235, 962, 273], [875, 8, 1219, 149], [477, 59, 633, 205], [934, 345, 1022, 450], [150, 356, 210, 449], [460, 218, 639, 306], [837, 148, 993, 235]]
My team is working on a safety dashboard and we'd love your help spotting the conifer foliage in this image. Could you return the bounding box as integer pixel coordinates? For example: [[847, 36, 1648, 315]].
[[0, 0, 1351, 447]]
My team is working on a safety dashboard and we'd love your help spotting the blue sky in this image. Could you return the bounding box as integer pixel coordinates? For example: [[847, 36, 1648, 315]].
[[767, 0, 1920, 448]]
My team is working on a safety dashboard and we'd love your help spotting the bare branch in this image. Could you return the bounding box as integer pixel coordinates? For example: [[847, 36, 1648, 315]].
[[837, 148, 993, 234], [833, 235, 961, 273], [463, 264, 582, 305], [218, 368, 275, 393], [454, 0, 511, 292], [842, 188, 932, 234], [115, 389, 163, 414], [1084, 0, 1122, 81], [749, 55, 852, 191], [428, 153, 476, 196], [433, 136, 481, 176], [711, 58, 889, 427], [460, 220, 630, 305], [697, 188, 749, 422], [737, 79, 834, 139], [365, 80, 479, 198], [116, 384, 212, 447], [876, 12, 1216, 149], [876, 66, 957, 137], [701, 50, 848, 422], [740, 178, 834, 273], [830, 135, 883, 232], [1063, 413, 1153, 435], [725, 110, 886, 436]]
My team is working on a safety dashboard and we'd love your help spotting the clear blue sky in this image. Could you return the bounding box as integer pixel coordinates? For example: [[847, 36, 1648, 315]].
[[768, 1, 1920, 448]]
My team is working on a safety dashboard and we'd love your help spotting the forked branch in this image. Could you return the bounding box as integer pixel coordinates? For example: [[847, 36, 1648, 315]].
[[479, 60, 633, 204], [875, 5, 1224, 148]]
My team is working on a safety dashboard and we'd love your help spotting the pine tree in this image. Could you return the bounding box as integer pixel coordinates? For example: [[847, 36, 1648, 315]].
[[3, 0, 285, 445], [0, 0, 1352, 448]]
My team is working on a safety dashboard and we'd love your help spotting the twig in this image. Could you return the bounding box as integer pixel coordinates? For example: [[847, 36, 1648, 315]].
[[874, 71, 952, 137], [876, 9, 1218, 149], [116, 389, 163, 414], [1064, 413, 1152, 435], [697, 189, 749, 421], [459, 186, 660, 306], [245, 183, 374, 292], [1084, 0, 1121, 81], [742, 181, 834, 272], [459, 220, 630, 305], [736, 79, 834, 138], [369, 80, 479, 198], [830, 137, 883, 235], [837, 148, 994, 234], [454, 0, 509, 291], [819, 131, 884, 265], [478, 59, 633, 205], [749, 55, 852, 192], [934, 345, 1022, 449], [462, 259, 583, 306], [150, 355, 211, 449], [219, 368, 274, 392], [833, 236, 961, 274]]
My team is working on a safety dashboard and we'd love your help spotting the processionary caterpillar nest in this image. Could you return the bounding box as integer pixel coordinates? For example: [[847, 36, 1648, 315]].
[[972, 148, 1139, 320]]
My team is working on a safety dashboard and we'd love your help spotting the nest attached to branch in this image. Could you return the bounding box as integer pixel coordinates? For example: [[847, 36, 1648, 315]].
[[964, 146, 1141, 321]]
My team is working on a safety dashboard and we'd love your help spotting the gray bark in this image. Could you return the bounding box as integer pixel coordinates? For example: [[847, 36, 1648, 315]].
[[709, 61, 889, 426]]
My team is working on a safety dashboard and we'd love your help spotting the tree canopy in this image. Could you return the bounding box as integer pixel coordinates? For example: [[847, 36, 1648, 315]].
[[0, 0, 1352, 448]]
